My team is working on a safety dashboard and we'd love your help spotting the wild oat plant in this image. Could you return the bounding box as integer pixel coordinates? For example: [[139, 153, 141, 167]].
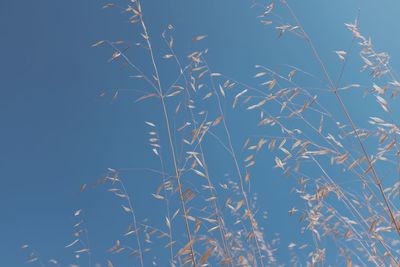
[[22, 1, 400, 266]]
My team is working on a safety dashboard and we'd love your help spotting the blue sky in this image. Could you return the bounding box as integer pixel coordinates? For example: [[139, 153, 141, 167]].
[[1, 0, 400, 266]]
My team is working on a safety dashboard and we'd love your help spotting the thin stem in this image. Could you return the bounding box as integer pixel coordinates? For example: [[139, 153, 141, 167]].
[[203, 58, 266, 267], [133, 1, 197, 265]]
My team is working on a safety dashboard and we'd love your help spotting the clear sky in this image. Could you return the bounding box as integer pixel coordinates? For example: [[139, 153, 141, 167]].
[[1, 0, 400, 266]]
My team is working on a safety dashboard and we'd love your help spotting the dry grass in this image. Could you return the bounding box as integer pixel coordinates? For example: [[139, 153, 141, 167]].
[[22, 0, 400, 266]]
